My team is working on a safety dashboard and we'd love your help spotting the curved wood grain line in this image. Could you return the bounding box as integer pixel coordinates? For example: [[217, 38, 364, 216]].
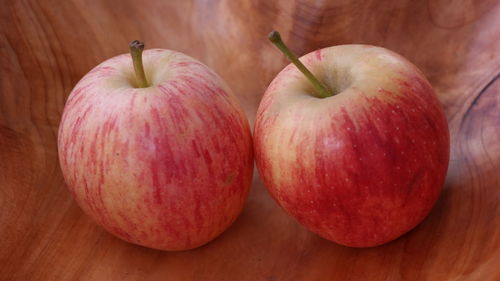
[[34, 0, 74, 126], [426, 0, 498, 29], [460, 71, 500, 130]]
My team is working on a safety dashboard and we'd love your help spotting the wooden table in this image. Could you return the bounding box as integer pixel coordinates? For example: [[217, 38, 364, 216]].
[[1, 0, 499, 280]]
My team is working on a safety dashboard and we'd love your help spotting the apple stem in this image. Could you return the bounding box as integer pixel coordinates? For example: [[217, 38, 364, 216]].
[[129, 40, 149, 88], [268, 31, 332, 98]]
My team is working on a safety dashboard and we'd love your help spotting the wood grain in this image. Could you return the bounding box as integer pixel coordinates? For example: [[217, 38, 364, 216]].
[[1, 0, 499, 280]]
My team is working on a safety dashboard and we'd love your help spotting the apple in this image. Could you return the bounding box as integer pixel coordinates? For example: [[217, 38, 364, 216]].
[[254, 31, 450, 247], [58, 41, 253, 251]]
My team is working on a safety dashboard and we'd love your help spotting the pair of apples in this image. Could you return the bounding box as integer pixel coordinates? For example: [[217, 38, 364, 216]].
[[58, 32, 449, 251]]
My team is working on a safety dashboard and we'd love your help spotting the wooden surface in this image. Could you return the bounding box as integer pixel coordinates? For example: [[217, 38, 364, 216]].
[[1, 0, 499, 280]]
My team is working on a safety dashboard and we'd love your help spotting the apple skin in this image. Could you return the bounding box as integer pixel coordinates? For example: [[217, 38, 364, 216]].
[[254, 45, 450, 247], [58, 49, 253, 251]]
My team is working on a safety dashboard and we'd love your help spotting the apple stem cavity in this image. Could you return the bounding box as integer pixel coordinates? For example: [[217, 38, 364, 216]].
[[129, 40, 150, 88], [268, 31, 332, 98]]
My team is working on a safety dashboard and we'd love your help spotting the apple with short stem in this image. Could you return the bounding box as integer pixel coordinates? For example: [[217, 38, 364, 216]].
[[58, 40, 253, 251], [254, 31, 450, 247]]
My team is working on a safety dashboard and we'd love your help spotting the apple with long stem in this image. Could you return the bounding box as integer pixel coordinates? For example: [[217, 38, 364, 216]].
[[58, 41, 253, 251], [254, 31, 450, 247]]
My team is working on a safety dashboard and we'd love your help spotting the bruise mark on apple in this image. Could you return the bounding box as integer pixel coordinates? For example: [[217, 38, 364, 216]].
[[144, 122, 151, 138], [224, 173, 236, 185]]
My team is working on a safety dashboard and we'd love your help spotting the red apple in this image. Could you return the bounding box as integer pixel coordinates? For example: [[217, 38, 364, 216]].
[[58, 41, 253, 251], [254, 32, 449, 247]]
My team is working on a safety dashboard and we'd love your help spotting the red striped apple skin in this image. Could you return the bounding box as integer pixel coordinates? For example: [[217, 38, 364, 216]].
[[254, 45, 450, 247], [58, 50, 253, 251]]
